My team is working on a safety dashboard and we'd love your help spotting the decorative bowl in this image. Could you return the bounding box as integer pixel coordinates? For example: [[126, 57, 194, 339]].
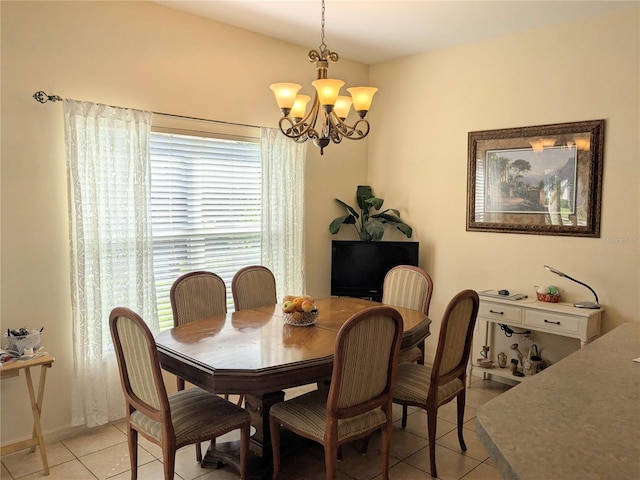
[[537, 292, 561, 303], [283, 310, 318, 327], [476, 358, 493, 369]]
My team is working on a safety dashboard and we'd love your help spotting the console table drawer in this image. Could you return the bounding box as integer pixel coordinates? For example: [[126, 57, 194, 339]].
[[478, 302, 523, 324], [525, 310, 580, 334]]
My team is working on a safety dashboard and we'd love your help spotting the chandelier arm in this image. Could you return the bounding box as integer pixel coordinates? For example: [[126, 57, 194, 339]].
[[300, 94, 321, 131], [278, 117, 320, 141], [330, 114, 371, 140], [277, 95, 322, 140]]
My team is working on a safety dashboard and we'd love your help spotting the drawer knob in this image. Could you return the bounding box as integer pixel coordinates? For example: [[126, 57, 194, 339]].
[[489, 310, 504, 315], [544, 319, 561, 325]]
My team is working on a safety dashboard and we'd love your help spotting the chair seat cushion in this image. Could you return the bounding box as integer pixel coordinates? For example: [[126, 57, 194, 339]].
[[131, 387, 250, 447], [393, 362, 464, 407], [397, 346, 422, 364], [270, 390, 387, 443]]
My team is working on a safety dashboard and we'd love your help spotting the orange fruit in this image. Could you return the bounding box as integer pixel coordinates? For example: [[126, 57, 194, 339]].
[[292, 297, 305, 311]]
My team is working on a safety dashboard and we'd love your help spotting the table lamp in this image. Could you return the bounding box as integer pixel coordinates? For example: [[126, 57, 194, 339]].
[[543, 265, 600, 309]]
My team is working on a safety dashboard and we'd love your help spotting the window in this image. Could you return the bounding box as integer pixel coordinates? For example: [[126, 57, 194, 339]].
[[149, 131, 262, 330]]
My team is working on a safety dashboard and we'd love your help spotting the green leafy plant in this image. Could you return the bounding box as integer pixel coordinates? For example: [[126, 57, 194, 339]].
[[329, 185, 413, 241]]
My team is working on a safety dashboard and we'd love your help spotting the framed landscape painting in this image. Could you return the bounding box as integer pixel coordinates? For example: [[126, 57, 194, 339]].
[[466, 120, 605, 237]]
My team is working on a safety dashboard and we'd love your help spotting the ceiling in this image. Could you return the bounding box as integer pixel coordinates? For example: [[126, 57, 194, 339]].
[[152, 1, 634, 65]]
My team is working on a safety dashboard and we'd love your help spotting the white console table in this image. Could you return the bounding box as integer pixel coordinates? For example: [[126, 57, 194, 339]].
[[470, 296, 602, 384]]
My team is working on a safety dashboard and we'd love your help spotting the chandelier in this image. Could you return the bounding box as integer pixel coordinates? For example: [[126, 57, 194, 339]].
[[269, 0, 378, 155]]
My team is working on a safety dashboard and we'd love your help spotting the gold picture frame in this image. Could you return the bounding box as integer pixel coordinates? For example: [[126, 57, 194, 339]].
[[467, 120, 605, 237]]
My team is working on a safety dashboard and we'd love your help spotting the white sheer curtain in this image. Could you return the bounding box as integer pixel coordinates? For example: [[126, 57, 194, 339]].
[[64, 100, 158, 427], [260, 128, 307, 296]]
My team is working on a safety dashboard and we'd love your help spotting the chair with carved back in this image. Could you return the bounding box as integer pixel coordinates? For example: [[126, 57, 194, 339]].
[[382, 265, 433, 364], [269, 305, 404, 480], [109, 307, 251, 480], [392, 289, 480, 478]]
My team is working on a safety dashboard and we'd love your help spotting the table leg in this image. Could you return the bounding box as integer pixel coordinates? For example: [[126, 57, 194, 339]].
[[243, 391, 285, 457], [24, 366, 49, 476], [29, 365, 49, 453], [200, 391, 284, 480]]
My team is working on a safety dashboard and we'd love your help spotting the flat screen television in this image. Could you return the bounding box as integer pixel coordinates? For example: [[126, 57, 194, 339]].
[[331, 240, 419, 301]]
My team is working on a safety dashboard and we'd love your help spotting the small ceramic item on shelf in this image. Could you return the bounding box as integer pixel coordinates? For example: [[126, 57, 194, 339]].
[[510, 343, 525, 366], [510, 358, 518, 373], [524, 344, 543, 376], [476, 358, 493, 368], [497, 352, 507, 368]]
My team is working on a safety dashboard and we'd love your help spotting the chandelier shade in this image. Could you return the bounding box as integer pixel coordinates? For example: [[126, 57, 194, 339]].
[[291, 95, 312, 120], [269, 0, 378, 155], [333, 96, 353, 119], [270, 83, 302, 114], [311, 78, 344, 108], [347, 87, 378, 114]]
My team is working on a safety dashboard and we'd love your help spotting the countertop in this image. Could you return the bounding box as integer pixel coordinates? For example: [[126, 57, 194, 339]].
[[476, 322, 640, 480]]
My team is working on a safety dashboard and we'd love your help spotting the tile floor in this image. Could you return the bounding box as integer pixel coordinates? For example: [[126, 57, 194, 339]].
[[1, 378, 510, 480]]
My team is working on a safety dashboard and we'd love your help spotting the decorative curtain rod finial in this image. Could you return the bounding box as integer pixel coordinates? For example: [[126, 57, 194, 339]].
[[33, 91, 62, 103]]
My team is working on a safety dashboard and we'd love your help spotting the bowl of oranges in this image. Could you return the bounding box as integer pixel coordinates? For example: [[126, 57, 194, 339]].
[[281, 295, 318, 326]]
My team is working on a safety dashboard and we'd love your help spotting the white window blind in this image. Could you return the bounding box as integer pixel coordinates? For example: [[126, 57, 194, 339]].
[[150, 131, 262, 330]]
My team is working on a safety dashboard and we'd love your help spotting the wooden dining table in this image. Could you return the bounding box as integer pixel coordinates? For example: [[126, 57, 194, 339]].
[[155, 296, 431, 477]]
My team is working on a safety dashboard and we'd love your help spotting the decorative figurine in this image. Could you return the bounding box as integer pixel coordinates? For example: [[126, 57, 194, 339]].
[[510, 343, 524, 366], [497, 352, 507, 368]]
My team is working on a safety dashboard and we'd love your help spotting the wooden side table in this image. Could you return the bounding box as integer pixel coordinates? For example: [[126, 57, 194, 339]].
[[0, 353, 55, 476]]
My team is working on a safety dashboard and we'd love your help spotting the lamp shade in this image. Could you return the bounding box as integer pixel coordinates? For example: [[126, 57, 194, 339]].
[[311, 79, 345, 107], [347, 86, 378, 112], [270, 83, 302, 111], [290, 95, 311, 119], [333, 96, 353, 119]]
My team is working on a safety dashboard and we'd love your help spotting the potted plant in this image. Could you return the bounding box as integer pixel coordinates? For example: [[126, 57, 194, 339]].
[[328, 185, 413, 241]]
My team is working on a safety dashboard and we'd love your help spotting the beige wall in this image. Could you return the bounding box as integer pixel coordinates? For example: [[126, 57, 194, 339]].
[[1, 0, 638, 446], [1, 0, 368, 444], [369, 7, 640, 360]]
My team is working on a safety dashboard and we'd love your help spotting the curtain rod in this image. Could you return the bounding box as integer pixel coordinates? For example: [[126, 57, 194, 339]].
[[32, 91, 263, 130]]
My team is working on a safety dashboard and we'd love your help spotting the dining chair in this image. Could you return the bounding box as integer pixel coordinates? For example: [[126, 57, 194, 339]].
[[170, 270, 235, 461], [170, 271, 227, 391], [269, 305, 404, 480], [382, 265, 433, 364], [109, 307, 251, 480], [392, 289, 479, 478], [232, 265, 277, 311]]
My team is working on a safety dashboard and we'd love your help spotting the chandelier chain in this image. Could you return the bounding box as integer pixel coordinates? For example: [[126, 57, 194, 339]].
[[319, 0, 327, 53]]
